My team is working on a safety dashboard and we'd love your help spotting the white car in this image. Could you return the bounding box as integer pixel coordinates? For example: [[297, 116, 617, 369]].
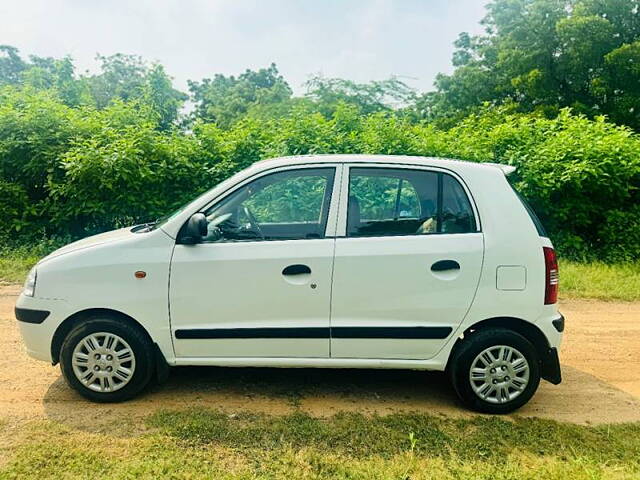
[[15, 155, 563, 413]]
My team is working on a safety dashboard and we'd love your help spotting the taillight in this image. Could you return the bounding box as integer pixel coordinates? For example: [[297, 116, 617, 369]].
[[543, 247, 559, 304]]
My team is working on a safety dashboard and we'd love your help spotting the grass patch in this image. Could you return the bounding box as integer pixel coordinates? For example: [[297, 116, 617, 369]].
[[560, 260, 640, 302], [0, 241, 67, 284], [0, 249, 39, 284], [1, 412, 639, 479], [147, 409, 640, 465]]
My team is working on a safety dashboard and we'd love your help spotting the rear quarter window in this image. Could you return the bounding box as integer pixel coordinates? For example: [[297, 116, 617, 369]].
[[510, 184, 548, 237]]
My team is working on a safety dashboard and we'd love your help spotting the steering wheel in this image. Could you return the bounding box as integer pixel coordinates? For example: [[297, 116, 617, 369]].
[[242, 205, 264, 239]]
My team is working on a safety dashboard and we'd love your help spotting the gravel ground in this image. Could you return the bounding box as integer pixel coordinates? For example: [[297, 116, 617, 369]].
[[1, 284, 639, 433]]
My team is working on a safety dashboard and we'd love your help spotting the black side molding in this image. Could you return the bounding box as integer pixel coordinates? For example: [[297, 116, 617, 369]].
[[175, 326, 453, 340], [15, 307, 50, 324], [332, 326, 453, 339], [176, 327, 328, 339]]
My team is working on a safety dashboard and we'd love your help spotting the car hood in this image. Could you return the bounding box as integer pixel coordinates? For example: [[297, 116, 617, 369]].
[[39, 227, 136, 263]]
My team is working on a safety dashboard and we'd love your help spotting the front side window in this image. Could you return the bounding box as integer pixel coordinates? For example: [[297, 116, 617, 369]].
[[203, 168, 335, 242], [347, 167, 476, 237]]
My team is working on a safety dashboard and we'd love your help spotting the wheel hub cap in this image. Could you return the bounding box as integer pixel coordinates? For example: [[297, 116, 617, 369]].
[[71, 332, 136, 393], [469, 345, 530, 404]]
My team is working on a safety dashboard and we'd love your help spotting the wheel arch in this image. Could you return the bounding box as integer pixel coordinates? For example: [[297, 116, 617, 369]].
[[447, 316, 551, 371], [50, 308, 154, 365]]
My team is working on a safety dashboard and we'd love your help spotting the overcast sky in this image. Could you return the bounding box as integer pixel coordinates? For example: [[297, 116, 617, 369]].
[[1, 0, 490, 95]]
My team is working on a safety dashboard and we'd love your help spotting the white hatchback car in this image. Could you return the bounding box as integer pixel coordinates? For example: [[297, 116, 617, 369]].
[[16, 155, 563, 413]]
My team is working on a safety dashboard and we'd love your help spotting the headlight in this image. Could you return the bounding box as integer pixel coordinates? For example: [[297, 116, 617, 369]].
[[23, 267, 37, 297]]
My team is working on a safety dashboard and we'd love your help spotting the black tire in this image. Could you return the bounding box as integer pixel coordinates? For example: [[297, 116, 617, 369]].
[[60, 316, 155, 402], [448, 328, 541, 414]]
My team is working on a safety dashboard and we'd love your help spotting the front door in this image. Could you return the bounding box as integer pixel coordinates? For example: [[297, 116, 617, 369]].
[[170, 166, 340, 358], [330, 165, 484, 360]]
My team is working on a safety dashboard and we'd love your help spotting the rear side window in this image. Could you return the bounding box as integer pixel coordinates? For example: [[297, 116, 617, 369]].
[[347, 167, 477, 237]]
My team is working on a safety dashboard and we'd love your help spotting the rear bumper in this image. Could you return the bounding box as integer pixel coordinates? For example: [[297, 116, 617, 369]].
[[541, 347, 562, 385], [540, 312, 563, 384], [552, 314, 565, 333]]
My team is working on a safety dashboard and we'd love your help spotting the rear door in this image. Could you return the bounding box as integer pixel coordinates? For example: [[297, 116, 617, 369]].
[[330, 164, 484, 360]]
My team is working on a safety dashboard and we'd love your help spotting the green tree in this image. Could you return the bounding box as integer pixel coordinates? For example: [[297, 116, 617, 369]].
[[84, 53, 148, 108], [142, 64, 188, 130], [601, 41, 640, 126], [188, 63, 292, 128], [420, 0, 640, 129], [81, 54, 187, 128], [0, 45, 27, 85], [304, 75, 416, 117]]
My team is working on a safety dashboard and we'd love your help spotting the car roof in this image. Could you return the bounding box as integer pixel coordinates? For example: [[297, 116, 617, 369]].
[[251, 154, 514, 176]]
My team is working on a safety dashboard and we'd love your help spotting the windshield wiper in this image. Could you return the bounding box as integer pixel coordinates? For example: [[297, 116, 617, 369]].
[[131, 221, 157, 233]]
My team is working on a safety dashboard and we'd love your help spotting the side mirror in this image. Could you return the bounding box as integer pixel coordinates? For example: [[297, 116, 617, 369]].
[[181, 213, 208, 244]]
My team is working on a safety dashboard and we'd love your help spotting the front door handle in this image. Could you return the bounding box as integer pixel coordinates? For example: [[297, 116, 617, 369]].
[[282, 264, 311, 276], [431, 260, 460, 272]]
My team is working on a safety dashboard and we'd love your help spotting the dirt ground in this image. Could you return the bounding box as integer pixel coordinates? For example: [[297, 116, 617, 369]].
[[1, 284, 640, 434]]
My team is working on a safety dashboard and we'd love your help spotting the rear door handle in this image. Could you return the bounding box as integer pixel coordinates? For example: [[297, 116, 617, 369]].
[[431, 260, 460, 272], [282, 264, 311, 276]]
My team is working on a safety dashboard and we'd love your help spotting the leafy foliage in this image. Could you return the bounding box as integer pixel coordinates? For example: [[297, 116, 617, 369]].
[[420, 0, 640, 129]]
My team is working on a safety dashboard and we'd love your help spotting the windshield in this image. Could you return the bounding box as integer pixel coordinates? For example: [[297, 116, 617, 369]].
[[150, 203, 191, 230], [144, 188, 214, 232]]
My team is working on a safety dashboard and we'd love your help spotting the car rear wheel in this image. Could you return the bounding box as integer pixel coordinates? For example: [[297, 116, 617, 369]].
[[449, 328, 541, 414], [60, 317, 154, 402]]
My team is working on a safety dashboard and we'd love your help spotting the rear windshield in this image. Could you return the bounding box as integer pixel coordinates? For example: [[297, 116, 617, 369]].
[[510, 184, 548, 237]]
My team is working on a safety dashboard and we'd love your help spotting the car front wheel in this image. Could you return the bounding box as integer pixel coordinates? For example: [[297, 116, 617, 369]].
[[449, 328, 541, 414], [60, 317, 154, 402]]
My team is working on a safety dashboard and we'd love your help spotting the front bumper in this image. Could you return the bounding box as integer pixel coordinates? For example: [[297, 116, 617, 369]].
[[15, 293, 70, 363], [15, 307, 50, 324]]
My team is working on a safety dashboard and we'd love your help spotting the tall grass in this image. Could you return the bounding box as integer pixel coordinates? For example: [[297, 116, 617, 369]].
[[560, 260, 640, 302], [0, 247, 40, 284], [0, 240, 67, 284]]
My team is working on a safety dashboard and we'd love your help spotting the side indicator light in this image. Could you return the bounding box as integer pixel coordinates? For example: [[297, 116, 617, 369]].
[[135, 271, 147, 279]]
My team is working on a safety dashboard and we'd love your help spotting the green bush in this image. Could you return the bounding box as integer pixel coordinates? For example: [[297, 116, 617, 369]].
[[598, 206, 640, 262], [437, 108, 640, 259], [0, 86, 638, 261], [0, 179, 31, 234]]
